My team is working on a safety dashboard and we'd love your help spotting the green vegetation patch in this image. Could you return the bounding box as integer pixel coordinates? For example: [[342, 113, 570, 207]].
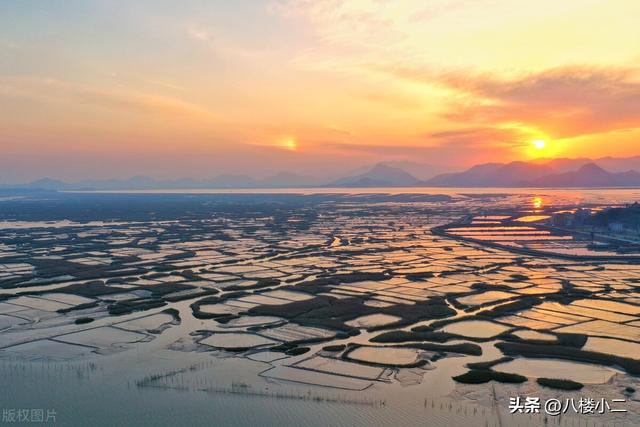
[[370, 330, 457, 344], [537, 378, 584, 391], [453, 369, 527, 384], [479, 297, 542, 318], [496, 341, 640, 375], [225, 278, 280, 291], [57, 280, 130, 297], [249, 295, 455, 334], [108, 298, 167, 316], [322, 344, 346, 352], [466, 356, 514, 370], [401, 342, 483, 356], [190, 292, 249, 320], [285, 347, 310, 356]]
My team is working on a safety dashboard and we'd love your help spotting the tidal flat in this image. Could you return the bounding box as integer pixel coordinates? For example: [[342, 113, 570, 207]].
[[1, 189, 640, 426]]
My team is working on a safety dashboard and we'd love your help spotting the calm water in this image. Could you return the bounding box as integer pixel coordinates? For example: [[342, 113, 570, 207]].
[[2, 188, 638, 427], [67, 186, 640, 199]]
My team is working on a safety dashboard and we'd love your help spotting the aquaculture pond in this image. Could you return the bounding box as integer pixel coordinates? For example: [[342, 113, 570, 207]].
[[1, 190, 639, 426]]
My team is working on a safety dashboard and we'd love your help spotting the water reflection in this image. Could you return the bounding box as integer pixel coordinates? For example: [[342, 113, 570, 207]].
[[532, 196, 543, 210]]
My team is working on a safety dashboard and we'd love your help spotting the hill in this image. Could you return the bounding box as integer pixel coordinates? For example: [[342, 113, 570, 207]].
[[425, 161, 555, 187], [524, 163, 640, 187], [327, 163, 422, 187]]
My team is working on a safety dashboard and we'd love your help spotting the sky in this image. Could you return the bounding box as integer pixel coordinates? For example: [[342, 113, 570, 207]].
[[1, 0, 640, 183]]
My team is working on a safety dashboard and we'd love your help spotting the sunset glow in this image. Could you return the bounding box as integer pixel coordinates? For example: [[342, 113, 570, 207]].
[[278, 136, 298, 151], [1, 1, 640, 182], [3, 4, 640, 423], [533, 197, 544, 210], [533, 140, 546, 150]]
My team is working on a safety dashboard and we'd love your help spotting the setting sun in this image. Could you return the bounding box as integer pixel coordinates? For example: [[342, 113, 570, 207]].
[[4, 2, 640, 426], [276, 136, 298, 151], [533, 140, 546, 150], [3, 1, 640, 182]]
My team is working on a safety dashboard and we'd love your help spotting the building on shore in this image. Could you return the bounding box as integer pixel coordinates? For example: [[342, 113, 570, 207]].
[[592, 202, 640, 235], [550, 208, 592, 228]]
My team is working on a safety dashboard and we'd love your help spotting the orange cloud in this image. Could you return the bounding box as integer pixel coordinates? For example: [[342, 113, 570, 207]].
[[431, 66, 640, 139], [0, 77, 219, 122]]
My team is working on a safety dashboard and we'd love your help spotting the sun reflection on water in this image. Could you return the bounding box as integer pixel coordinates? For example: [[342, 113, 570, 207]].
[[533, 196, 543, 210]]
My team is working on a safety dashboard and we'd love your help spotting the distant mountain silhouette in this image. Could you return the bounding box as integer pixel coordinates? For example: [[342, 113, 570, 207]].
[[533, 157, 594, 173], [524, 163, 640, 187], [426, 161, 640, 188], [9, 175, 254, 190], [259, 172, 318, 187], [327, 163, 422, 187], [6, 155, 640, 190], [8, 172, 317, 190], [532, 155, 640, 173], [425, 161, 555, 187], [376, 161, 449, 181], [207, 174, 258, 188], [22, 178, 74, 191], [592, 156, 640, 173]]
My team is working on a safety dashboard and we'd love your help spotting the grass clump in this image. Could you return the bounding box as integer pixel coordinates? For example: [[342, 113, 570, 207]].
[[453, 369, 527, 385], [225, 278, 280, 291], [402, 342, 482, 356], [285, 347, 310, 356], [370, 330, 456, 344], [537, 378, 583, 391], [108, 299, 167, 316], [57, 280, 126, 297], [342, 345, 429, 368], [466, 356, 513, 370], [322, 344, 346, 352], [190, 292, 248, 320], [57, 301, 100, 314], [479, 297, 541, 318], [496, 341, 640, 375]]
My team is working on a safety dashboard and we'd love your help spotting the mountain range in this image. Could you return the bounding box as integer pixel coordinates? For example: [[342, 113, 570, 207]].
[[4, 156, 640, 190], [424, 161, 640, 188], [424, 161, 555, 187], [328, 163, 422, 187], [532, 156, 640, 173], [524, 163, 640, 187], [13, 173, 320, 191]]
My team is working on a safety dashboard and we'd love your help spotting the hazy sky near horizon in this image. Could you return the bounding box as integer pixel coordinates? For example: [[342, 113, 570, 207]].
[[1, 0, 640, 182]]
